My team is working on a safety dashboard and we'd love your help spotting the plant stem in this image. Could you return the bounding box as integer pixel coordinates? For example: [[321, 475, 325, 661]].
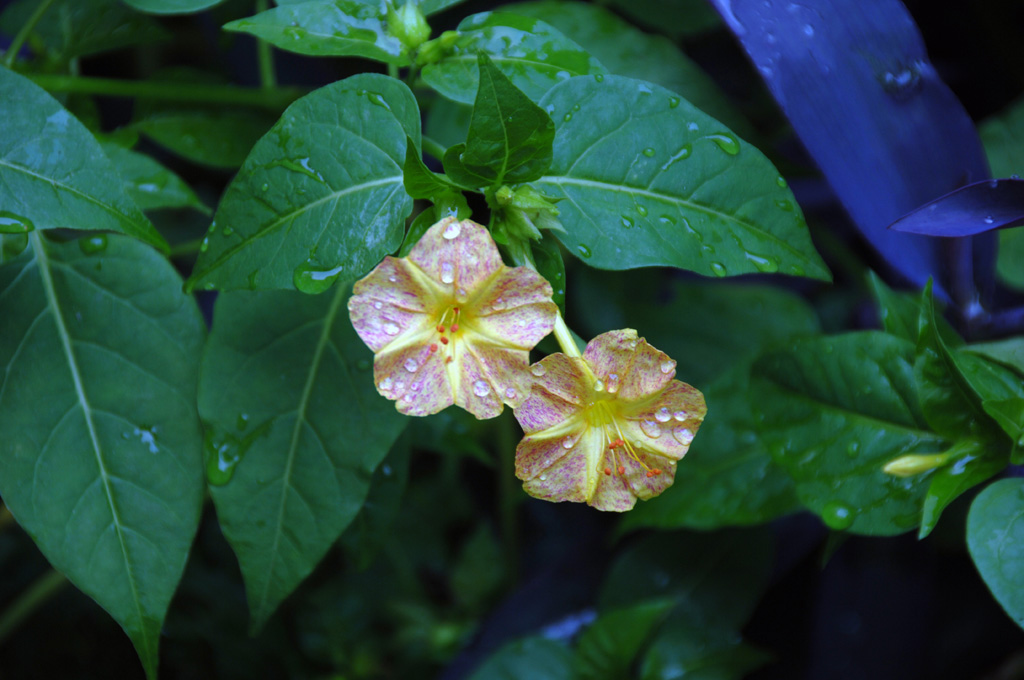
[[421, 136, 446, 161], [497, 412, 520, 585], [2, 0, 57, 68], [255, 0, 277, 90], [25, 74, 307, 111], [388, 63, 400, 80], [552, 312, 583, 359], [0, 570, 68, 643], [169, 238, 205, 260]]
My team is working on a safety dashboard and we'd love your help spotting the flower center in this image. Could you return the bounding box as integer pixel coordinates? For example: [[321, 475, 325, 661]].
[[430, 304, 462, 364], [591, 401, 662, 479]]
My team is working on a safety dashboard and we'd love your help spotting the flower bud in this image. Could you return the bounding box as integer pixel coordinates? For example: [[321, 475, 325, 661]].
[[387, 2, 431, 51]]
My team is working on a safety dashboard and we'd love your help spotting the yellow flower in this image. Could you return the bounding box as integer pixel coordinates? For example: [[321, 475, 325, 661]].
[[514, 329, 706, 511], [348, 217, 557, 419]]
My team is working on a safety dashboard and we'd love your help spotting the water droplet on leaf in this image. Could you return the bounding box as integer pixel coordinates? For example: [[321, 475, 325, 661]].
[[822, 500, 856, 530], [293, 261, 345, 294], [78, 234, 108, 255], [0, 211, 34, 234]]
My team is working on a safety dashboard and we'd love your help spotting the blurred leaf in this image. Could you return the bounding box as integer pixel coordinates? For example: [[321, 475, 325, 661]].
[[426, 96, 472, 150], [752, 332, 946, 535], [532, 232, 565, 313], [967, 478, 1024, 630], [101, 142, 209, 214], [407, 409, 494, 465], [188, 74, 418, 292], [0, 67, 165, 250], [507, 1, 748, 135], [276, 0, 465, 16], [468, 637, 573, 680], [443, 53, 554, 189], [607, 0, 721, 39], [980, 95, 1024, 290], [0, 0, 169, 61], [451, 525, 505, 611], [867, 271, 925, 343], [134, 108, 276, 169], [964, 338, 1024, 377], [421, 12, 606, 105], [123, 0, 225, 12], [622, 362, 800, 531], [198, 288, 407, 631], [536, 75, 829, 279], [920, 442, 1004, 539], [600, 528, 773, 630], [0, 233, 205, 678], [887, 179, 1024, 237], [575, 600, 675, 680], [224, 1, 408, 65], [640, 618, 771, 680]]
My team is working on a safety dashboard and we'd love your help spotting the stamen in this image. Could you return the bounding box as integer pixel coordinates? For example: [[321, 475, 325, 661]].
[[440, 336, 449, 345], [437, 325, 445, 333], [604, 467, 611, 476], [617, 465, 625, 475], [429, 344, 438, 353], [451, 323, 459, 332]]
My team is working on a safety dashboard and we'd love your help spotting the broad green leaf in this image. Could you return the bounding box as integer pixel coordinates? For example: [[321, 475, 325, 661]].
[[442, 53, 554, 188], [339, 434, 412, 569], [979, 97, 1024, 290], [199, 287, 407, 630], [600, 528, 773, 631], [0, 67, 166, 251], [607, 0, 721, 40], [915, 284, 999, 442], [622, 363, 800, 531], [188, 74, 419, 292], [123, 0, 225, 12], [965, 338, 1024, 377], [640, 619, 771, 680], [420, 12, 607, 104], [133, 107, 277, 169], [752, 332, 946, 535], [982, 399, 1024, 457], [0, 0, 169, 61], [575, 600, 674, 680], [507, 1, 749, 135], [967, 478, 1024, 629], [403, 137, 462, 199], [1, 233, 29, 264], [468, 637, 573, 680], [225, 1, 408, 65], [101, 142, 209, 214], [535, 75, 829, 279], [0, 233, 205, 678], [867, 271, 923, 343], [920, 442, 1005, 539]]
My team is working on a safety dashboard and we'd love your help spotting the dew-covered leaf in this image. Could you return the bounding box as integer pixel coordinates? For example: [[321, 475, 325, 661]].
[[224, 0, 408, 65], [0, 233, 206, 678], [535, 75, 828, 279], [420, 12, 606, 105], [920, 443, 1004, 539], [442, 53, 554, 189], [101, 142, 209, 214], [199, 288, 407, 630], [187, 74, 418, 292], [507, 1, 748, 135], [0, 67, 165, 250], [0, 0, 170, 61], [752, 332, 946, 536], [967, 478, 1024, 630]]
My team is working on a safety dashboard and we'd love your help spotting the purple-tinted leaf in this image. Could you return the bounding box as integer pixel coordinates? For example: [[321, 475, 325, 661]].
[[708, 0, 991, 295], [889, 179, 1024, 237]]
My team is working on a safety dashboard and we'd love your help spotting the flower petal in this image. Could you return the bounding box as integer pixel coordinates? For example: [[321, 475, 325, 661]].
[[582, 329, 676, 402], [470, 267, 557, 349], [373, 341, 454, 416], [408, 217, 504, 296], [619, 380, 707, 459], [518, 427, 602, 504], [349, 256, 434, 352], [450, 341, 520, 419], [514, 354, 590, 434]]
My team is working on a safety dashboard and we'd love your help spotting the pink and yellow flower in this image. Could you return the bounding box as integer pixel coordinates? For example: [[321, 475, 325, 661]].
[[348, 217, 557, 419], [514, 329, 706, 511]]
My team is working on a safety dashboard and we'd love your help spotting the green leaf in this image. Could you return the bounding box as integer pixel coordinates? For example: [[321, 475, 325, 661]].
[[600, 528, 774, 630], [425, 96, 473, 150], [0, 67, 166, 251], [982, 400, 1024, 459], [915, 283, 997, 441], [867, 271, 924, 343], [965, 338, 1024, 378], [752, 332, 946, 535], [506, 1, 749, 136], [535, 75, 829, 279], [622, 362, 800, 531], [122, 0, 225, 12], [0, 233, 206, 678], [101, 142, 209, 214], [0, 0, 170, 62], [920, 441, 1005, 539], [224, 0, 408, 65], [607, 0, 721, 40], [979, 96, 1024, 290], [574, 600, 675, 680], [451, 525, 505, 611], [198, 287, 407, 630], [442, 53, 555, 188], [403, 137, 461, 199], [277, 0, 466, 15], [420, 12, 607, 105], [338, 434, 412, 569], [468, 637, 573, 680], [134, 107, 277, 169], [967, 478, 1024, 630], [188, 74, 419, 292], [640, 619, 771, 680]]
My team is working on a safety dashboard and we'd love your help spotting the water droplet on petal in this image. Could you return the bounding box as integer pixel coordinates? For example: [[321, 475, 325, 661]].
[[672, 427, 694, 445], [456, 287, 468, 302], [404, 358, 418, 372], [440, 261, 455, 284], [388, 274, 398, 282], [539, 474, 548, 481], [473, 379, 491, 397], [383, 322, 400, 335], [673, 410, 687, 421], [593, 379, 605, 392], [443, 221, 462, 239], [373, 301, 383, 310], [505, 388, 517, 400], [660, 360, 675, 374], [655, 407, 672, 423], [640, 420, 662, 438], [531, 364, 547, 377], [561, 435, 576, 449], [411, 381, 421, 392], [379, 376, 393, 390], [606, 373, 620, 394]]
